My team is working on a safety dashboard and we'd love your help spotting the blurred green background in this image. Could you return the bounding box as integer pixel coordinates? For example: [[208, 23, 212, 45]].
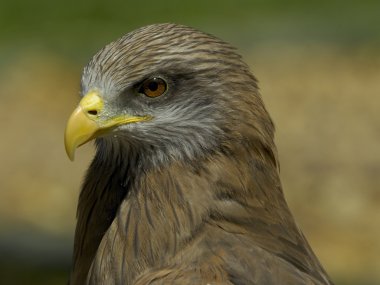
[[0, 0, 379, 284]]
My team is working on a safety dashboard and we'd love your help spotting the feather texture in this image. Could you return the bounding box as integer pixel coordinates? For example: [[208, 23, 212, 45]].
[[68, 23, 333, 285]]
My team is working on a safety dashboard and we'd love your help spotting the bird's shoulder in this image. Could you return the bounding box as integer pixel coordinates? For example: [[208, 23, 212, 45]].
[[133, 225, 327, 285]]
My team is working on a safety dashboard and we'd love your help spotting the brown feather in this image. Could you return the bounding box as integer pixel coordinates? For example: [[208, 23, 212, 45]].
[[69, 23, 333, 285]]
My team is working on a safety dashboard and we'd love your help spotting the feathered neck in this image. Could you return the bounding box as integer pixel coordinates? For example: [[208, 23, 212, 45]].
[[70, 139, 139, 284], [70, 136, 328, 285]]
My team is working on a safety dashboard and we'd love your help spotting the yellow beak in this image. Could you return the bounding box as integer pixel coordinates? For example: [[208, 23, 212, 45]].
[[64, 91, 151, 161]]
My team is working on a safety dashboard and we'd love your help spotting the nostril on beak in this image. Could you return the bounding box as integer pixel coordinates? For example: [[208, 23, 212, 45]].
[[87, 110, 98, 116]]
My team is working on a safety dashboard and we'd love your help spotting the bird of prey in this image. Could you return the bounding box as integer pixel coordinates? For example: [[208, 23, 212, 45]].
[[64, 23, 333, 285]]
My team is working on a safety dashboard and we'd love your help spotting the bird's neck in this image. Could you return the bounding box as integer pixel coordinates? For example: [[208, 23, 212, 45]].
[[70, 141, 139, 285], [71, 139, 299, 284]]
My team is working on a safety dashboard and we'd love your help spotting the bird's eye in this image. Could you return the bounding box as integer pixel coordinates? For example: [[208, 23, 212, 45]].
[[140, 77, 167, 98]]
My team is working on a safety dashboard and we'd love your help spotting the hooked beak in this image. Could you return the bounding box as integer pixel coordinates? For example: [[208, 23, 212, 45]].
[[64, 91, 151, 161]]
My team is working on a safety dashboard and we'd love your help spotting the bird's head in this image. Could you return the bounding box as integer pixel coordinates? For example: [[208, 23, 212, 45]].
[[65, 23, 275, 167]]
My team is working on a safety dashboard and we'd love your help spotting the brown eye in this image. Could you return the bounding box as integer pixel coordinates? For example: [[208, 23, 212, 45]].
[[140, 77, 167, 97]]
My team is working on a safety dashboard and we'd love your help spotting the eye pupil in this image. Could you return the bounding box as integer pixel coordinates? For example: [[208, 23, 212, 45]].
[[148, 81, 158, 91], [140, 77, 167, 98]]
